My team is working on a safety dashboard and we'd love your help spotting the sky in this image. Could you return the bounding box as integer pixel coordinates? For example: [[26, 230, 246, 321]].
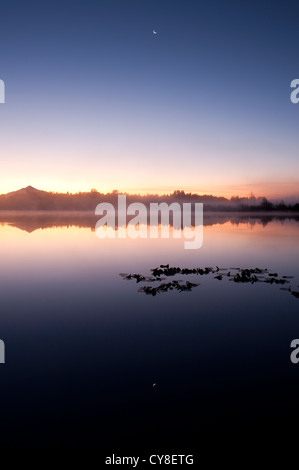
[[0, 0, 299, 199]]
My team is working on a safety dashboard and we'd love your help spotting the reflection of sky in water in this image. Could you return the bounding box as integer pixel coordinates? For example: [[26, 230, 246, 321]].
[[0, 217, 299, 448], [0, 218, 298, 286]]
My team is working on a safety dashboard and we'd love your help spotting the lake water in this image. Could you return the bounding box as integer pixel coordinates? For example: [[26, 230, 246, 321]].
[[0, 212, 299, 460]]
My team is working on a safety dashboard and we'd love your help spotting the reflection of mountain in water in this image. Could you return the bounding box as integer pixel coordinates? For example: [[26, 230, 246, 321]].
[[0, 211, 96, 233], [0, 211, 299, 233]]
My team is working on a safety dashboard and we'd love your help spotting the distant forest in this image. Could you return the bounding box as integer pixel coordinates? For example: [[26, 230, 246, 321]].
[[0, 187, 298, 212]]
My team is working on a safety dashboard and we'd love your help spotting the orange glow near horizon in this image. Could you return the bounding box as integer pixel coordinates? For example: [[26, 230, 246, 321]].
[[1, 178, 299, 200]]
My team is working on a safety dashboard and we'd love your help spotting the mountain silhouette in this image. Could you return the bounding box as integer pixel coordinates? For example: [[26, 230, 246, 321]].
[[0, 187, 298, 212], [5, 185, 45, 198]]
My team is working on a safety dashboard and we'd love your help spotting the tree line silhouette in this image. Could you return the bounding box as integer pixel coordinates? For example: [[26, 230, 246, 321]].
[[0, 187, 298, 212]]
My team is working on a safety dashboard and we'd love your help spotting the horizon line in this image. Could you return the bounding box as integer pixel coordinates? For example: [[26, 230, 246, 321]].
[[1, 185, 299, 202]]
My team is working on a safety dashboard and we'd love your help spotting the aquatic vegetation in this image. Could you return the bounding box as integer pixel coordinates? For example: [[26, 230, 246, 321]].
[[138, 280, 200, 296], [120, 264, 299, 299]]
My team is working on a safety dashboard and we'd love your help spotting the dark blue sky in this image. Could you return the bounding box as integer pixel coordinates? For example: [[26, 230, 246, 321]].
[[0, 0, 298, 198]]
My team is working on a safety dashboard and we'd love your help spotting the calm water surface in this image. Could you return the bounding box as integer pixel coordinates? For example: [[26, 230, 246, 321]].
[[0, 213, 299, 457]]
